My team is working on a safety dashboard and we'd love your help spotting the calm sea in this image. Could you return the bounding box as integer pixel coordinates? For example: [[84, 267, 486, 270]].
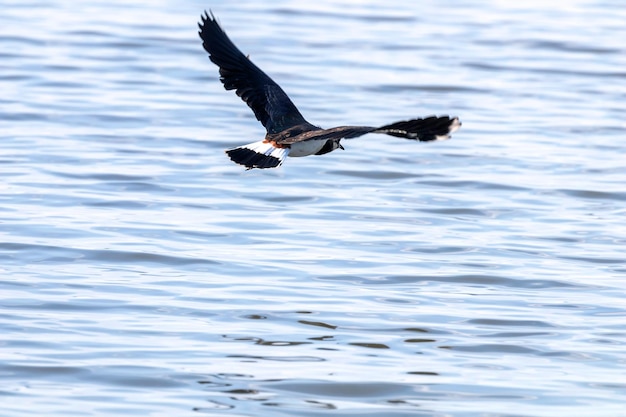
[[1, 0, 625, 416]]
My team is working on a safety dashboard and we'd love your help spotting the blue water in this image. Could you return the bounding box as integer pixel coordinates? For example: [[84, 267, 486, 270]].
[[1, 1, 625, 416]]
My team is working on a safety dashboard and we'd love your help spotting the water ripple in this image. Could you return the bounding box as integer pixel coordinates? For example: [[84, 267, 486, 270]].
[[0, 242, 219, 266], [2, 1, 625, 417]]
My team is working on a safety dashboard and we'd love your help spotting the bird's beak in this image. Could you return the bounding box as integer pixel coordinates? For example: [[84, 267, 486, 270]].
[[339, 143, 345, 150]]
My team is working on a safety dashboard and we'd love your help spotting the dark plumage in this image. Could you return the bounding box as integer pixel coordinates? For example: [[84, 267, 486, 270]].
[[198, 11, 461, 169]]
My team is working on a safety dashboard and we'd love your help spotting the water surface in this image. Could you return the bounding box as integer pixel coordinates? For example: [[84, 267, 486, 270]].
[[1, 0, 625, 416]]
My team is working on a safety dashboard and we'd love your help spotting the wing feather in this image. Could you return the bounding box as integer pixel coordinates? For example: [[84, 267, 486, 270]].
[[198, 11, 310, 133]]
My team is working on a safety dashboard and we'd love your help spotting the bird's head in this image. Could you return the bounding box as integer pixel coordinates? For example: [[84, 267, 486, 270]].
[[315, 139, 344, 155]]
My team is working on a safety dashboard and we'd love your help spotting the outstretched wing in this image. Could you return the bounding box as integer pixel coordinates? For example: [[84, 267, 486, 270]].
[[274, 116, 461, 145], [198, 11, 310, 134]]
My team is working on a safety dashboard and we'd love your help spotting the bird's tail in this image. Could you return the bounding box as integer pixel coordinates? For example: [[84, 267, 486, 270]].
[[225, 140, 290, 169], [373, 116, 461, 141]]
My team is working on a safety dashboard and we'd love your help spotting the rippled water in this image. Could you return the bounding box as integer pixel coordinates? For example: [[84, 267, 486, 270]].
[[2, 0, 625, 416]]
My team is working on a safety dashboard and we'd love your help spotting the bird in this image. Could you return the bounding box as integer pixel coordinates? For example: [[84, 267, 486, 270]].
[[198, 11, 461, 170]]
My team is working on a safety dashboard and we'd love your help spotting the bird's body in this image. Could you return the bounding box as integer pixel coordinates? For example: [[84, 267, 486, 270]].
[[198, 11, 461, 169]]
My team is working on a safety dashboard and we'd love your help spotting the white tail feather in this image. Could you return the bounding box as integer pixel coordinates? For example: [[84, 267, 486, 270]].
[[226, 140, 290, 169]]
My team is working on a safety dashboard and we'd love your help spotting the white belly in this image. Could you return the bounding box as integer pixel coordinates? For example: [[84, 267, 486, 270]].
[[288, 140, 326, 157]]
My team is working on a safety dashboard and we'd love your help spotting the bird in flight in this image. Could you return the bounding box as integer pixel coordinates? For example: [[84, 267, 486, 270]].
[[198, 11, 461, 170]]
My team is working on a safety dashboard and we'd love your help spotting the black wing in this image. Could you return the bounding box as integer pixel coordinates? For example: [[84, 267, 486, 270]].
[[198, 11, 311, 134], [275, 116, 461, 145], [373, 116, 461, 141]]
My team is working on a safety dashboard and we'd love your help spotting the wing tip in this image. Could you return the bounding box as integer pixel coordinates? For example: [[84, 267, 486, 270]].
[[198, 9, 219, 33], [449, 116, 462, 133], [373, 115, 462, 141], [434, 116, 462, 140]]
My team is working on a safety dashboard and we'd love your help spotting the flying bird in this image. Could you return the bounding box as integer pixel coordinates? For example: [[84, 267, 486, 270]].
[[198, 11, 461, 169]]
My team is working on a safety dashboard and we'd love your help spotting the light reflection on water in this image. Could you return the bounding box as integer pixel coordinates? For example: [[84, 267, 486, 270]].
[[1, 0, 625, 416]]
